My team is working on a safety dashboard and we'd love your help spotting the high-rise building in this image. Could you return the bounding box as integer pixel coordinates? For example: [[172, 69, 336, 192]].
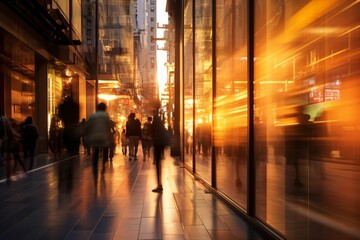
[[134, 0, 158, 117]]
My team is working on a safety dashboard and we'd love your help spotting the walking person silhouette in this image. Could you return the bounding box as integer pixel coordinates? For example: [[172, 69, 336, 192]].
[[151, 103, 169, 193], [85, 102, 113, 185], [126, 113, 141, 161], [141, 116, 153, 161], [58, 95, 81, 156], [22, 116, 38, 170]]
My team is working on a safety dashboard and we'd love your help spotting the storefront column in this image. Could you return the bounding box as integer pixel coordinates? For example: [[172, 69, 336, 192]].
[[0, 30, 4, 110], [35, 54, 49, 153], [1, 66, 11, 117], [172, 0, 184, 158], [0, 65, 6, 113]]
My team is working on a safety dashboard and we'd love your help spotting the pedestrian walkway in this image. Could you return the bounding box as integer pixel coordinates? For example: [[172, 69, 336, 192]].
[[0, 148, 266, 240]]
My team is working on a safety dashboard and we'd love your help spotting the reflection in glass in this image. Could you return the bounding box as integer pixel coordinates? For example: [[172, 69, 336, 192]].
[[2, 34, 36, 122], [255, 1, 360, 239], [194, 0, 213, 183], [184, 0, 194, 169], [214, 0, 248, 208]]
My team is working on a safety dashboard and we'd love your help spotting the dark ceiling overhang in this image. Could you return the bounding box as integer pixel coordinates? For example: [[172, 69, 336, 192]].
[[3, 0, 80, 45]]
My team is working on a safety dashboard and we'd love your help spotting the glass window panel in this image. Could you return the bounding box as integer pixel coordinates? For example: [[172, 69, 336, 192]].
[[184, 0, 194, 169], [254, 1, 360, 239], [194, 0, 213, 183], [215, 0, 248, 208], [3, 34, 36, 122]]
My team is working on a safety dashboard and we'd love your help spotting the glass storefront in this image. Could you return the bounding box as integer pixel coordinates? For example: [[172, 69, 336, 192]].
[[183, 0, 194, 169], [47, 64, 86, 144], [215, 0, 248, 209], [194, 0, 213, 183], [47, 64, 64, 130], [10, 71, 35, 122], [0, 32, 35, 123], [182, 0, 360, 239], [254, 1, 360, 239], [1, 1, 90, 155]]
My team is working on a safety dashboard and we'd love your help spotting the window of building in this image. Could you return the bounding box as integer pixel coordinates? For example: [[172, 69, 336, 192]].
[[253, 2, 360, 239], [183, 0, 194, 169], [194, 0, 213, 184], [213, 0, 249, 207]]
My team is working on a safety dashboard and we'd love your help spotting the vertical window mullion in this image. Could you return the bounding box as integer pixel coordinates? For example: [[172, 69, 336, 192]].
[[211, 0, 217, 188], [247, 0, 255, 216], [192, 0, 196, 174]]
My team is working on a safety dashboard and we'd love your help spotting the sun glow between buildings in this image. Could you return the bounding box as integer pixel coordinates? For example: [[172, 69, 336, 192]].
[[156, 0, 168, 99]]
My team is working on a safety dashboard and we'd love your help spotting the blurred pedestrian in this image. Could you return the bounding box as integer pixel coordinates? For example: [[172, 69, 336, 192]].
[[1, 114, 12, 183], [80, 118, 91, 155], [6, 118, 26, 179], [141, 116, 153, 161], [58, 95, 80, 156], [151, 103, 169, 193], [22, 116, 38, 170], [120, 128, 128, 155], [285, 111, 313, 187], [0, 109, 13, 182], [0, 108, 6, 167], [49, 116, 62, 158], [126, 113, 141, 161], [84, 102, 113, 185], [109, 120, 117, 161]]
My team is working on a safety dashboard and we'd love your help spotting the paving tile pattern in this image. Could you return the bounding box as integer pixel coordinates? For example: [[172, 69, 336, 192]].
[[0, 149, 266, 240]]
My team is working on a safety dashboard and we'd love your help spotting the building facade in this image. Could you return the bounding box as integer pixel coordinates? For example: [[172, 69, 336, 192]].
[[133, 0, 158, 118], [0, 0, 91, 153], [168, 0, 360, 239], [135, 0, 158, 118], [95, 0, 137, 125]]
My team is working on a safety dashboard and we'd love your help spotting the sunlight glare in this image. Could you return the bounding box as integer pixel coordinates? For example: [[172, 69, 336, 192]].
[[157, 0, 168, 100]]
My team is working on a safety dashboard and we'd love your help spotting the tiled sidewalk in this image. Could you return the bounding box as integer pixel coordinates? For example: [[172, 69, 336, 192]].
[[0, 149, 266, 240]]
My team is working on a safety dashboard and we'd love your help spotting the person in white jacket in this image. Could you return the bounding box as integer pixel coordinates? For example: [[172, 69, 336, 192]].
[[85, 102, 113, 185]]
